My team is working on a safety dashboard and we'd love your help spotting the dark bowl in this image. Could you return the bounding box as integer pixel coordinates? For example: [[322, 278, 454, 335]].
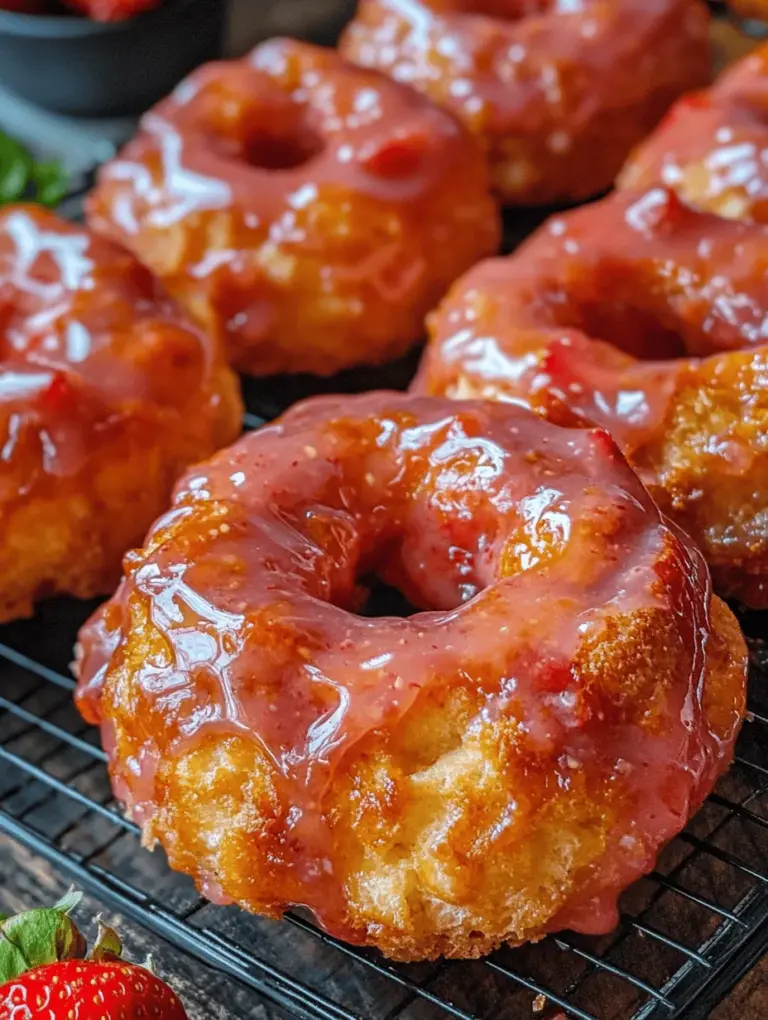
[[0, 0, 228, 117]]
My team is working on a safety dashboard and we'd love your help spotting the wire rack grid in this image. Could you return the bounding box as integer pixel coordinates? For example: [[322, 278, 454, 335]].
[[1, 3, 768, 1018]]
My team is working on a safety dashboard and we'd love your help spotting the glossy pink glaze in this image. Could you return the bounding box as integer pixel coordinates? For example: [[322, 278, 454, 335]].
[[341, 0, 712, 203], [620, 42, 768, 221], [76, 393, 743, 940], [415, 187, 768, 457], [0, 204, 221, 489], [96, 45, 474, 219]]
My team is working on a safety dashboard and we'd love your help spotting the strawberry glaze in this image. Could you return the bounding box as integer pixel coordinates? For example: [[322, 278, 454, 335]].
[[620, 42, 768, 222], [341, 0, 711, 204], [0, 205, 228, 491], [415, 187, 768, 461]]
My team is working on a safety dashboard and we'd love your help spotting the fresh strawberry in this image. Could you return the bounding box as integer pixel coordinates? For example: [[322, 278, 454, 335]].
[[0, 958, 188, 1019], [0, 891, 188, 1020], [63, 0, 161, 20]]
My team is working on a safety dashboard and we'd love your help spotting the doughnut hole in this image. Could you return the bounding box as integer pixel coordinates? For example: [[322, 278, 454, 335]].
[[182, 70, 325, 172], [244, 129, 324, 171], [515, 193, 737, 363], [554, 289, 690, 362]]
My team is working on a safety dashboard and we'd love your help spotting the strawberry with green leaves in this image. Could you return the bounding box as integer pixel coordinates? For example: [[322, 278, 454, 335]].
[[0, 890, 188, 1019]]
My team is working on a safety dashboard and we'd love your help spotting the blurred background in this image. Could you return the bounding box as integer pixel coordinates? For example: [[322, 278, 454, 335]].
[[0, 0, 357, 200]]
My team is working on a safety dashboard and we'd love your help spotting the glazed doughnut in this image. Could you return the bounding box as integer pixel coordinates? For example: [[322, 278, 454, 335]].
[[620, 42, 768, 221], [340, 0, 712, 205], [414, 187, 768, 607], [86, 38, 500, 377], [75, 392, 747, 961], [0, 205, 241, 622]]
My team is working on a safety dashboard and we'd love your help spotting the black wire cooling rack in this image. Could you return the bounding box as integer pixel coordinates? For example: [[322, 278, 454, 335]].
[[1, 3, 768, 1019]]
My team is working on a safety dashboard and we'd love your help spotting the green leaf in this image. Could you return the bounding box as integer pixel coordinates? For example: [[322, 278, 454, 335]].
[[0, 132, 32, 205], [91, 918, 123, 962], [0, 905, 87, 985], [53, 888, 83, 916], [0, 131, 69, 209], [31, 160, 70, 208]]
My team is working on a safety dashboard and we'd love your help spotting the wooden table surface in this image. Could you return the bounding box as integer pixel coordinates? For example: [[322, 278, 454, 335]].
[[0, 829, 761, 1020]]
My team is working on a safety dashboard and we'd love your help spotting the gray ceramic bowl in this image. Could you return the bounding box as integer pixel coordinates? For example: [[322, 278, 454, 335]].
[[0, 0, 228, 117]]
